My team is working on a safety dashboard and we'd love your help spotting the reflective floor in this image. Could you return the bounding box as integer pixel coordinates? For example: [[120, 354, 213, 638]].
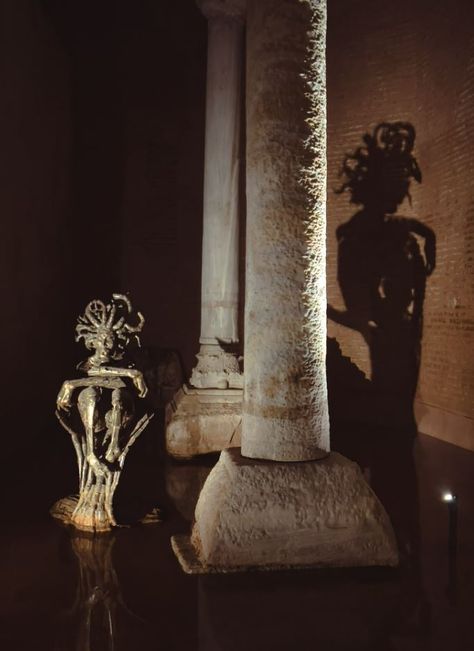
[[1, 433, 473, 651]]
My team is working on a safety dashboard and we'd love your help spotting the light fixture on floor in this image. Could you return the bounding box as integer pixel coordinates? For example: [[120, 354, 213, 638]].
[[442, 492, 456, 503]]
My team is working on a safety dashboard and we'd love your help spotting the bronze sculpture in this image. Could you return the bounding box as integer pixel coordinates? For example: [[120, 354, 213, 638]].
[[52, 294, 154, 532]]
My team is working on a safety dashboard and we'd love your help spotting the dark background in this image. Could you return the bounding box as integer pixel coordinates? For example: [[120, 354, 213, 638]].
[[1, 0, 473, 516], [0, 3, 473, 650], [1, 0, 207, 514]]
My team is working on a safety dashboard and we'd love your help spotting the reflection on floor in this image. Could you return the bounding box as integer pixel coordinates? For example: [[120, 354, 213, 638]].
[[0, 433, 473, 651]]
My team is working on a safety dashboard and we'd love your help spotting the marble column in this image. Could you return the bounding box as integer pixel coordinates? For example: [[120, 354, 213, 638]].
[[190, 0, 246, 391], [165, 0, 246, 458], [172, 0, 398, 572]]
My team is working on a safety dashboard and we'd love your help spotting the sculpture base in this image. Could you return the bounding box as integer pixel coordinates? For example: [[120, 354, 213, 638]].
[[165, 385, 242, 459], [51, 495, 161, 532], [50, 495, 85, 525], [171, 448, 398, 573]]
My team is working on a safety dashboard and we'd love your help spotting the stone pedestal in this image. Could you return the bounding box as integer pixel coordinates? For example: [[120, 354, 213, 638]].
[[172, 448, 398, 572], [166, 385, 242, 459]]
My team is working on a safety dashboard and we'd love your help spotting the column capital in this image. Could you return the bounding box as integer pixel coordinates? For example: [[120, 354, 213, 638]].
[[197, 0, 246, 22]]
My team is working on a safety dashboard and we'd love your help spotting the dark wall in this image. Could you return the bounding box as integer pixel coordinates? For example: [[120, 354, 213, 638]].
[[117, 2, 206, 372], [0, 0, 73, 510], [1, 0, 206, 515], [43, 0, 207, 373]]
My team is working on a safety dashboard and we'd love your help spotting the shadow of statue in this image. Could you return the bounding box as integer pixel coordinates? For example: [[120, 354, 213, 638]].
[[328, 122, 436, 563], [328, 121, 435, 433]]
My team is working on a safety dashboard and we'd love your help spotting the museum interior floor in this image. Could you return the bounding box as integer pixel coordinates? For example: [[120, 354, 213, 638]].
[[1, 425, 473, 651]]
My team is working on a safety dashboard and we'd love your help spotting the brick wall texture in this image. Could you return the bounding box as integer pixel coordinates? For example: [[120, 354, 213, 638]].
[[326, 0, 474, 429]]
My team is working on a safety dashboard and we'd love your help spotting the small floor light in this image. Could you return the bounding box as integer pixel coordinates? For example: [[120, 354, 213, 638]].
[[442, 492, 458, 558], [442, 491, 458, 603], [442, 492, 456, 504]]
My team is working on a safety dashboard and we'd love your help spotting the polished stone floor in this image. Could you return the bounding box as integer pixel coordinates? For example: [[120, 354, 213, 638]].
[[1, 431, 473, 651]]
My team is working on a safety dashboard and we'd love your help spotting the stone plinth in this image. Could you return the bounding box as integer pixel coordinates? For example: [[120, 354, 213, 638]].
[[166, 385, 242, 459], [172, 447, 398, 573]]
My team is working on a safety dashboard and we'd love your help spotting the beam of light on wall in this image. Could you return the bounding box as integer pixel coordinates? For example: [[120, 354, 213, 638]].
[[301, 0, 330, 451]]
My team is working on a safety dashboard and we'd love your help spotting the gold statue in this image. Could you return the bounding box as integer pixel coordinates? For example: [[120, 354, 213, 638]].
[[52, 294, 154, 532]]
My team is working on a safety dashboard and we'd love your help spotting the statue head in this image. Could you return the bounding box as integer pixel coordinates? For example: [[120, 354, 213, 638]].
[[75, 294, 145, 368], [337, 121, 422, 214]]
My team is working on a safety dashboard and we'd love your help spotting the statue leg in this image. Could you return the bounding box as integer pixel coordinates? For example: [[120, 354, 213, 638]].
[[105, 388, 124, 464], [77, 386, 98, 462], [77, 386, 108, 478], [73, 387, 111, 531]]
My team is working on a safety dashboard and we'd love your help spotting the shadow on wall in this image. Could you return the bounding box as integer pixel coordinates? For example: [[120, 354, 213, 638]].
[[327, 122, 436, 557], [327, 122, 436, 434]]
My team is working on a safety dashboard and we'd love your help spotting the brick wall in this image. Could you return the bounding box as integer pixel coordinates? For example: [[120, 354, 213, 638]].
[[327, 0, 474, 449]]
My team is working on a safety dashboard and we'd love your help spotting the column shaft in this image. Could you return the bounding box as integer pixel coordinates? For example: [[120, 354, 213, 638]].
[[200, 18, 242, 345], [241, 0, 329, 461], [172, 0, 399, 575]]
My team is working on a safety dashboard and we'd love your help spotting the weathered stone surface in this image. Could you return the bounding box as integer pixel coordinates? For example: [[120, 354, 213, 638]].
[[242, 0, 329, 461], [165, 385, 242, 458], [172, 448, 398, 572]]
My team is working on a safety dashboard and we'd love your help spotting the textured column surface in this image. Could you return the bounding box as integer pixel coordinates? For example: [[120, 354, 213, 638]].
[[171, 0, 399, 574], [242, 0, 329, 460], [190, 0, 245, 390]]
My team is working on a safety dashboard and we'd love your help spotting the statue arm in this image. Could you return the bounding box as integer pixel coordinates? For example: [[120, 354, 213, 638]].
[[88, 366, 148, 398], [327, 304, 376, 341], [57, 376, 127, 410], [398, 217, 436, 275], [57, 378, 91, 410]]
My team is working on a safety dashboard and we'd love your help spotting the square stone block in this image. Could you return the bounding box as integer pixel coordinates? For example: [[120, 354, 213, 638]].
[[165, 385, 242, 459], [172, 447, 399, 572]]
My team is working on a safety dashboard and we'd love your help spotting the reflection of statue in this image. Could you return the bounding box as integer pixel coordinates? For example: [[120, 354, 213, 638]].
[[51, 294, 154, 532], [65, 533, 143, 651], [329, 122, 436, 428]]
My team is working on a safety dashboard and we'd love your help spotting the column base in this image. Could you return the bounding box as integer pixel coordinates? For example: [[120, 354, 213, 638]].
[[171, 447, 399, 573], [190, 344, 243, 389], [165, 385, 242, 459]]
